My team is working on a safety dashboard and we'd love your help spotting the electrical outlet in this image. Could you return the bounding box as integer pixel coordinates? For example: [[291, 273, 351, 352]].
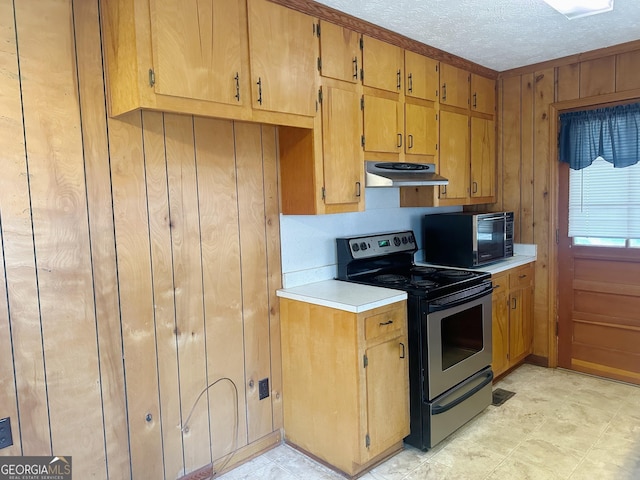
[[0, 417, 13, 449], [258, 378, 269, 400]]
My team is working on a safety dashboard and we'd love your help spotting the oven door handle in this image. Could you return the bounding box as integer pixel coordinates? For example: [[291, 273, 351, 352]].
[[431, 369, 494, 415], [428, 283, 495, 312]]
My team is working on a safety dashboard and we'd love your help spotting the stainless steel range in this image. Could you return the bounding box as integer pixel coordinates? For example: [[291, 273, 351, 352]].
[[337, 230, 494, 450]]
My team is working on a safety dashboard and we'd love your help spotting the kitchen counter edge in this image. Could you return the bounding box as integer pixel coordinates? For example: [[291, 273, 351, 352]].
[[276, 279, 407, 313]]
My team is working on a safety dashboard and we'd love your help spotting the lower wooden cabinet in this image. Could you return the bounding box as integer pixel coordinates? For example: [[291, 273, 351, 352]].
[[279, 299, 410, 477], [491, 263, 535, 378]]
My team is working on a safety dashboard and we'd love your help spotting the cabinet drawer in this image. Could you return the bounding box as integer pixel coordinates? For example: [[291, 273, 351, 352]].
[[365, 307, 404, 341], [491, 271, 509, 294], [509, 264, 534, 289]]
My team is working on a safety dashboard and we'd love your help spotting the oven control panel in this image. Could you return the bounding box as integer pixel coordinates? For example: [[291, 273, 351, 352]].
[[343, 231, 417, 259]]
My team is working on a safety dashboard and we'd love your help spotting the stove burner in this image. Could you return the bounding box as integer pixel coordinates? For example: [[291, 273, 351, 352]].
[[411, 266, 437, 275], [374, 274, 407, 285], [438, 270, 475, 279], [411, 279, 438, 289]]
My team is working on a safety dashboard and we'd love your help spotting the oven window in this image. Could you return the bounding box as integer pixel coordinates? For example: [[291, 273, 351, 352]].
[[441, 304, 484, 370]]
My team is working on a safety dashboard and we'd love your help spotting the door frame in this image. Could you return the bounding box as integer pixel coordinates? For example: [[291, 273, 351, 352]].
[[548, 88, 640, 368]]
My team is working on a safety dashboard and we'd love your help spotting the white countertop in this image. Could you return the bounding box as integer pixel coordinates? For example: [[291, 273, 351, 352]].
[[276, 279, 407, 313], [415, 244, 537, 275]]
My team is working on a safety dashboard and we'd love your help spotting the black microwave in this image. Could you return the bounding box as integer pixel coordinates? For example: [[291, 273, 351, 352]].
[[423, 212, 514, 267]]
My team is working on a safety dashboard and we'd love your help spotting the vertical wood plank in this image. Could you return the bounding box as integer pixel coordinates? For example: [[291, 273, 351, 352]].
[[193, 117, 249, 460], [616, 50, 640, 92], [579, 56, 616, 98], [109, 112, 164, 480], [261, 125, 283, 430], [0, 0, 49, 455], [72, 0, 130, 477], [532, 68, 555, 359], [164, 113, 210, 473], [0, 225, 21, 457], [500, 76, 522, 234], [235, 122, 273, 443], [557, 63, 580, 102], [15, 0, 105, 474], [142, 111, 184, 479], [520, 74, 535, 244]]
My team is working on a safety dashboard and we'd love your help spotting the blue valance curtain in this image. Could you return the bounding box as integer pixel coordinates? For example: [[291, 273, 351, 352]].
[[559, 102, 640, 170]]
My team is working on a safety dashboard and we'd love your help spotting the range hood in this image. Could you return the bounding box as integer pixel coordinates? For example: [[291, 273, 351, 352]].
[[365, 161, 449, 187]]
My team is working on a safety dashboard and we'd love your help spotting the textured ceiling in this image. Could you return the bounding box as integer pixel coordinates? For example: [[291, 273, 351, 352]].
[[313, 0, 640, 72]]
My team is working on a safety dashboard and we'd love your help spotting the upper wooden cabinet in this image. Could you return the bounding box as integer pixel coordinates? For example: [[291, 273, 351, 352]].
[[440, 63, 469, 109], [149, 0, 246, 105], [318, 21, 361, 83], [247, 0, 318, 117], [363, 94, 404, 155], [438, 110, 470, 201], [405, 103, 437, 157], [321, 81, 364, 208], [471, 117, 495, 199], [101, 0, 252, 119], [405, 51, 439, 101], [362, 35, 404, 93], [279, 79, 364, 215], [471, 74, 496, 116]]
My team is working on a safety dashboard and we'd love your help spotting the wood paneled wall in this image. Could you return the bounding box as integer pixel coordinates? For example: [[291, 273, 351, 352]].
[[0, 0, 282, 478], [495, 41, 640, 363]]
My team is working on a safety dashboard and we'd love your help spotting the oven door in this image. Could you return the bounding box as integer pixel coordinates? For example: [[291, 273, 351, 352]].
[[425, 286, 492, 399]]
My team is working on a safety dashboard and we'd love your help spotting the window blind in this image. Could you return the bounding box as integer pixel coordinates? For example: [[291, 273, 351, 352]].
[[569, 156, 640, 239]]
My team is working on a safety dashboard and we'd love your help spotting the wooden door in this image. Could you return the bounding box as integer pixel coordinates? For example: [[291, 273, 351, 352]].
[[470, 117, 495, 198], [362, 35, 403, 93], [405, 51, 438, 101], [440, 63, 469, 109], [405, 103, 437, 156], [149, 0, 246, 105], [471, 74, 496, 115], [319, 21, 360, 83], [321, 83, 363, 206], [363, 94, 403, 154], [247, 0, 317, 116], [439, 110, 469, 200], [365, 335, 409, 461], [558, 163, 640, 385]]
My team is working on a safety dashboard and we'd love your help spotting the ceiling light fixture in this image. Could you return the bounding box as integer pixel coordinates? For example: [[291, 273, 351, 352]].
[[542, 0, 614, 19]]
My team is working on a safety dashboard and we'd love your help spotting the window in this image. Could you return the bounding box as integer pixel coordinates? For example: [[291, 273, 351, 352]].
[[560, 103, 640, 248], [569, 157, 640, 247]]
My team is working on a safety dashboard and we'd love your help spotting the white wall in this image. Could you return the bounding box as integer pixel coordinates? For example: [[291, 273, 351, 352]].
[[279, 188, 461, 287]]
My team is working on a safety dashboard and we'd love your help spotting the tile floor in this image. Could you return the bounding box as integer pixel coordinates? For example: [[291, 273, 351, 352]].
[[217, 364, 640, 480]]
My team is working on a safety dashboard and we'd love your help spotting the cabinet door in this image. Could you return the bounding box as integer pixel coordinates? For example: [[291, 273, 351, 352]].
[[470, 117, 495, 198], [405, 51, 438, 101], [149, 0, 246, 105], [471, 74, 496, 115], [322, 84, 363, 206], [509, 286, 534, 362], [247, 0, 317, 116], [439, 110, 469, 200], [491, 273, 510, 377], [405, 103, 437, 156], [362, 36, 403, 93], [365, 336, 410, 461], [440, 63, 469, 109], [363, 95, 403, 154], [319, 21, 361, 83]]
